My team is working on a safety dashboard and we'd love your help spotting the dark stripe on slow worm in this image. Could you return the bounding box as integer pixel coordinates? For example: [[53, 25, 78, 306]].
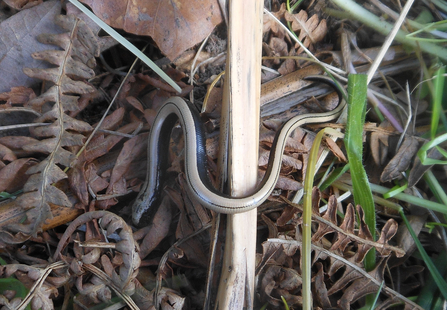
[[132, 75, 346, 225]]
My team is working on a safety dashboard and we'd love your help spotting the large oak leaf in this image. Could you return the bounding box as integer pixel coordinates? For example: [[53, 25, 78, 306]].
[[80, 0, 223, 60]]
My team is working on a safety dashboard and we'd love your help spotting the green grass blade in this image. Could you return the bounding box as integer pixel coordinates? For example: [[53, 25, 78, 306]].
[[417, 133, 447, 165], [281, 296, 291, 310], [425, 222, 447, 233], [370, 281, 384, 310], [344, 74, 376, 271], [424, 170, 447, 206], [431, 67, 445, 139], [319, 163, 350, 191], [365, 182, 447, 214], [383, 182, 408, 199], [325, 0, 447, 60], [400, 210, 447, 301]]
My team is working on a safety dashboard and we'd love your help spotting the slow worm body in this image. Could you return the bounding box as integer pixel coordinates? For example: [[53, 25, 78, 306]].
[[132, 76, 345, 225]]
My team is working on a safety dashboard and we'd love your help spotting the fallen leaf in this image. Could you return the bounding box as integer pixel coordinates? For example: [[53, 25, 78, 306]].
[[138, 196, 173, 258], [261, 265, 303, 307], [324, 136, 347, 162], [79, 0, 223, 60], [84, 123, 144, 163], [0, 158, 37, 192], [0, 144, 16, 162], [107, 133, 148, 191], [338, 258, 389, 309], [85, 162, 109, 194], [3, 0, 42, 10], [380, 136, 419, 183], [0, 86, 36, 106], [67, 159, 89, 207], [313, 262, 332, 308], [370, 121, 393, 166], [0, 0, 63, 93]]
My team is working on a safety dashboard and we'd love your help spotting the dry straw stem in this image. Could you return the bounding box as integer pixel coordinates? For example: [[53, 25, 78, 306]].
[[215, 0, 263, 308]]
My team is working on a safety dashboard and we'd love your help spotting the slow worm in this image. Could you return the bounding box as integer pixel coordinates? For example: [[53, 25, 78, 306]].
[[132, 76, 345, 225]]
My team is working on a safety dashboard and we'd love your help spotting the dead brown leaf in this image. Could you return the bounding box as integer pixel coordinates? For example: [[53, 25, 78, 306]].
[[0, 87, 36, 106], [324, 136, 347, 162], [380, 136, 419, 183], [79, 0, 223, 60], [85, 162, 109, 194], [107, 133, 148, 191], [370, 121, 393, 166], [0, 143, 16, 162], [84, 122, 143, 163], [261, 265, 303, 307], [0, 158, 37, 192], [138, 196, 173, 259], [338, 258, 388, 309], [3, 0, 42, 10], [285, 188, 405, 259]]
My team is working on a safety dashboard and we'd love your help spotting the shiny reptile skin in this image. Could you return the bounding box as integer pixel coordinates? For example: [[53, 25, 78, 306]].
[[132, 76, 346, 225]]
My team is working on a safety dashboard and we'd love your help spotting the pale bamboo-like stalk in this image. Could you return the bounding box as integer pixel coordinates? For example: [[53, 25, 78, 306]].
[[214, 0, 263, 308]]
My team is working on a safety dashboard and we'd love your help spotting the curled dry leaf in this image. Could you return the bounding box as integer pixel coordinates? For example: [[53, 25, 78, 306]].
[[337, 258, 389, 309], [261, 265, 303, 307], [324, 136, 347, 162], [96, 132, 149, 209], [138, 195, 173, 259], [258, 169, 303, 192], [157, 287, 186, 310]]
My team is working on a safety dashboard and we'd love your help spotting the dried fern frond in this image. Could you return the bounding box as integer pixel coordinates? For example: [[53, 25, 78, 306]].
[[311, 197, 404, 261], [3, 14, 98, 237], [257, 188, 412, 309], [284, 10, 327, 54], [283, 189, 405, 259], [259, 237, 421, 309]]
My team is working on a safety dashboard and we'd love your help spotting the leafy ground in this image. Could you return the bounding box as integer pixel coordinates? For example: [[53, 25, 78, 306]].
[[0, 0, 446, 309]]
